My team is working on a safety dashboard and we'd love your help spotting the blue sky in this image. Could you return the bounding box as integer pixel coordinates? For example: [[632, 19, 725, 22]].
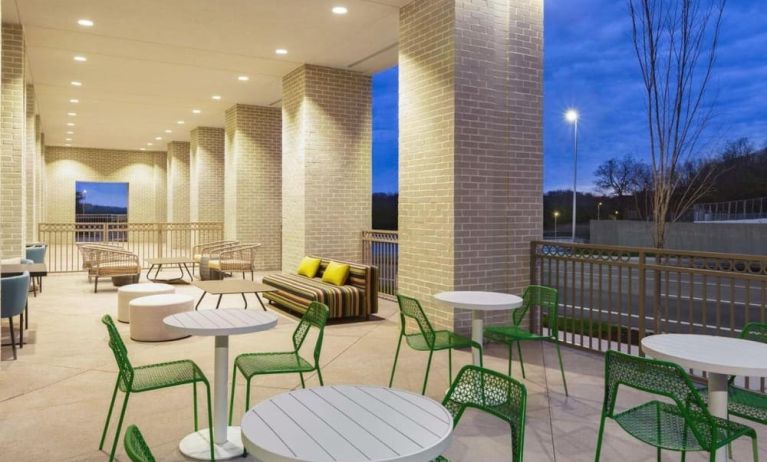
[[76, 181, 129, 209], [372, 0, 767, 193]]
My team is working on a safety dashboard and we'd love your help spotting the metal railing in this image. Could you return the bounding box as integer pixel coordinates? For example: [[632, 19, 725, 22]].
[[75, 214, 128, 223], [362, 230, 398, 299], [693, 196, 767, 222], [531, 240, 767, 390], [39, 222, 224, 272]]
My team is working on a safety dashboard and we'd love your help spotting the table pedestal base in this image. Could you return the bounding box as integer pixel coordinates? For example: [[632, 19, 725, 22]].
[[471, 311, 483, 365], [708, 372, 728, 461], [179, 426, 243, 460]]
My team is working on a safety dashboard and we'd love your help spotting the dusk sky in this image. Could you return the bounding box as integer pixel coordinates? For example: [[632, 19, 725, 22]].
[[372, 0, 767, 194], [76, 181, 129, 209]]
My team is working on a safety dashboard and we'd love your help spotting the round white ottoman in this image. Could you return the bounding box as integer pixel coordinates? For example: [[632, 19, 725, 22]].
[[117, 283, 175, 323], [129, 294, 194, 342]]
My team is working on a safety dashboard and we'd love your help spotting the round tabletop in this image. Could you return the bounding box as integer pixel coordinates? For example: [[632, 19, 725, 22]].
[[163, 309, 278, 337], [642, 334, 767, 377], [241, 385, 453, 462], [434, 291, 523, 311]]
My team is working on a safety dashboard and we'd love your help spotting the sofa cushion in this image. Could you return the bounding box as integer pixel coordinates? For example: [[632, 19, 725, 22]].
[[263, 273, 363, 318], [297, 257, 322, 278], [321, 261, 350, 286]]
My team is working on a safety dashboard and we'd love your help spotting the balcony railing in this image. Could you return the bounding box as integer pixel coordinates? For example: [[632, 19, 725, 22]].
[[362, 230, 398, 299], [530, 240, 767, 390], [38, 222, 224, 272]]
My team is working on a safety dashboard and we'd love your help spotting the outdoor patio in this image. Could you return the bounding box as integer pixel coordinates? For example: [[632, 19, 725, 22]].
[[1, 273, 766, 461]]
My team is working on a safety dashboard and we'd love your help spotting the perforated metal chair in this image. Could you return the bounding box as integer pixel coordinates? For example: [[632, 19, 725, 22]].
[[390, 295, 483, 395], [229, 301, 330, 424], [595, 350, 758, 462], [99, 315, 214, 462], [484, 285, 568, 396], [435, 365, 527, 462], [1, 272, 29, 360], [123, 425, 156, 462]]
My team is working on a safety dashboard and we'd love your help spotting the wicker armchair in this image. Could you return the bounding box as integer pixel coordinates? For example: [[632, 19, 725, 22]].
[[78, 243, 125, 280], [83, 245, 141, 292], [209, 244, 261, 280], [191, 240, 239, 279]]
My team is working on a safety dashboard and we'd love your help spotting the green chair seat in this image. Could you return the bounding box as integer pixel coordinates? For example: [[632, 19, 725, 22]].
[[614, 401, 753, 452], [728, 386, 767, 424], [127, 360, 207, 392], [405, 330, 478, 352], [234, 352, 314, 376], [484, 325, 542, 342], [124, 425, 156, 462]]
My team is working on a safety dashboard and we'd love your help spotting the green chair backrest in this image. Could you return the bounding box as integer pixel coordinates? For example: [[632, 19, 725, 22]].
[[293, 302, 330, 365], [740, 322, 767, 344], [396, 295, 436, 348], [124, 425, 156, 462], [603, 350, 716, 449], [512, 285, 559, 337], [101, 314, 135, 389], [442, 365, 527, 462]]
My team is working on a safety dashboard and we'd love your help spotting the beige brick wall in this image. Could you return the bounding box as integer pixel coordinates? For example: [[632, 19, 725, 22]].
[[166, 141, 190, 222], [224, 104, 282, 270], [399, 0, 543, 333], [1, 22, 26, 257], [44, 146, 167, 223], [281, 64, 371, 271], [190, 127, 224, 223]]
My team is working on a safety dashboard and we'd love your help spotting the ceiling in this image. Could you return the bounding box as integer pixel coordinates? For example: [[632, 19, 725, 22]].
[[3, 0, 407, 151]]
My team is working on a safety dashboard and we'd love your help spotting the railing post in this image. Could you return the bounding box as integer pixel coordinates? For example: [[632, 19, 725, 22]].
[[530, 241, 540, 334], [638, 249, 646, 356], [102, 223, 108, 243], [158, 224, 165, 258]]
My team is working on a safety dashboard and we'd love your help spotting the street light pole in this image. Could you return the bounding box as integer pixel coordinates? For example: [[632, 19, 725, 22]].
[[553, 211, 559, 239], [566, 109, 579, 242], [598, 202, 603, 220]]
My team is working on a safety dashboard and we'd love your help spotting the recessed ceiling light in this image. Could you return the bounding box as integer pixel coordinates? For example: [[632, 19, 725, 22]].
[[69, 98, 79, 104], [192, 109, 201, 114], [140, 147, 146, 151], [177, 120, 185, 125], [67, 112, 77, 116], [65, 143, 72, 147], [211, 95, 222, 101], [74, 56, 87, 62], [155, 136, 162, 140], [164, 129, 172, 133], [332, 6, 348, 15], [77, 19, 94, 27], [71, 81, 82, 87], [238, 75, 249, 81], [66, 122, 75, 126], [66, 131, 74, 135], [147, 142, 153, 146], [275, 48, 288, 55], [65, 138, 72, 141]]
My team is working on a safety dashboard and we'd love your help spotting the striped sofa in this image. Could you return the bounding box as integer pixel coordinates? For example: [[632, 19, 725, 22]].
[[263, 258, 378, 320]]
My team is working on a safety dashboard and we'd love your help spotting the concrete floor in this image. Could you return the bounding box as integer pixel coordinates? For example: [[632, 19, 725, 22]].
[[1, 272, 766, 461]]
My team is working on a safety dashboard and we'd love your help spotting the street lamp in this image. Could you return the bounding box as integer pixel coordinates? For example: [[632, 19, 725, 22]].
[[553, 211, 560, 239], [598, 201, 603, 220], [565, 109, 579, 241]]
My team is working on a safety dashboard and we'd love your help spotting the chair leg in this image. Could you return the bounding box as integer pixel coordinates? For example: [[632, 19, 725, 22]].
[[94, 277, 99, 293], [508, 342, 513, 376], [448, 348, 452, 386], [656, 447, 661, 462], [681, 451, 686, 462], [99, 379, 120, 450], [299, 372, 306, 388], [204, 382, 215, 462], [25, 302, 29, 329], [555, 342, 569, 396], [193, 382, 199, 431], [229, 367, 238, 426], [421, 350, 434, 395], [245, 377, 253, 413], [108, 391, 131, 462], [594, 413, 607, 462], [389, 334, 403, 387], [8, 317, 17, 360], [19, 313, 23, 348], [754, 435, 760, 462], [316, 367, 324, 386], [516, 342, 526, 378]]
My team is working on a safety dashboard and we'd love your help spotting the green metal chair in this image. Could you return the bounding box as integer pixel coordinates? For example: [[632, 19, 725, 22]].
[[124, 425, 156, 462], [484, 285, 568, 396], [390, 295, 483, 395], [229, 301, 330, 424], [99, 315, 214, 462], [435, 365, 527, 462], [595, 350, 758, 462]]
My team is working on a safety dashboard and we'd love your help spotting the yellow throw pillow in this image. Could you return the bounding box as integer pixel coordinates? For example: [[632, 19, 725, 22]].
[[322, 261, 350, 286], [297, 257, 322, 278]]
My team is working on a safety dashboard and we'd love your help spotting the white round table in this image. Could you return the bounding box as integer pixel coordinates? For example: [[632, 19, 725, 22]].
[[164, 308, 278, 460], [241, 385, 453, 462], [434, 291, 523, 365], [642, 334, 767, 461]]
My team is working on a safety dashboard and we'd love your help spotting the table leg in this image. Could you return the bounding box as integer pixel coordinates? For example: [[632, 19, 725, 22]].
[[241, 293, 248, 309], [708, 372, 728, 461], [178, 335, 244, 460], [183, 263, 194, 281], [146, 264, 155, 281], [155, 264, 164, 280], [195, 292, 206, 311], [216, 294, 223, 309], [255, 293, 268, 311], [471, 311, 483, 366]]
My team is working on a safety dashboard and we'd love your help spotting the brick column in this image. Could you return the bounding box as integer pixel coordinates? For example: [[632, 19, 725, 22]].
[[166, 141, 190, 222], [224, 104, 282, 269], [1, 23, 26, 257], [189, 127, 224, 223], [153, 153, 167, 222], [398, 0, 543, 332], [281, 64, 371, 271], [25, 84, 36, 240]]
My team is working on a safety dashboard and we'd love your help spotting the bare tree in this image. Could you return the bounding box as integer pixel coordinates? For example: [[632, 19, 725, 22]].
[[629, 0, 725, 247]]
